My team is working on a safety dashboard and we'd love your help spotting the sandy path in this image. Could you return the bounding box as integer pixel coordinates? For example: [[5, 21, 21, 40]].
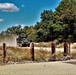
[[0, 60, 76, 75]]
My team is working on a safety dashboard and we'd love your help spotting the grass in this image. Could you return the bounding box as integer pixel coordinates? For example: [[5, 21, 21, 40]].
[[34, 42, 64, 48], [0, 46, 52, 62], [71, 51, 76, 58], [56, 43, 64, 48], [0, 44, 76, 63], [72, 44, 76, 49], [0, 46, 31, 62], [35, 49, 51, 61], [34, 42, 51, 47], [56, 52, 63, 60]]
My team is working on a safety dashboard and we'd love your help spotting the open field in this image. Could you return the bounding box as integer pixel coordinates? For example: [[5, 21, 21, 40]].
[[0, 59, 76, 75], [0, 42, 76, 62]]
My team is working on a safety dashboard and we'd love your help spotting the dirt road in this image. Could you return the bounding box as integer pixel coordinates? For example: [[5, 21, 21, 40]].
[[0, 60, 76, 75]]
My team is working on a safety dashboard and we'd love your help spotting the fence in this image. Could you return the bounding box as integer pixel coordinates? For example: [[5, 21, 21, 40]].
[[0, 41, 72, 64]]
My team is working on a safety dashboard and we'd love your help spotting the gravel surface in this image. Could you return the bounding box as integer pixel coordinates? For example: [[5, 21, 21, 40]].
[[0, 60, 76, 75]]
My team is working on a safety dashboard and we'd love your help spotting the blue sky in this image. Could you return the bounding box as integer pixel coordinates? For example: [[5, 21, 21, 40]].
[[0, 0, 62, 32]]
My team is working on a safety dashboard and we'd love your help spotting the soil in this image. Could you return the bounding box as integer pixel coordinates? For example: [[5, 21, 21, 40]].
[[0, 59, 76, 75]]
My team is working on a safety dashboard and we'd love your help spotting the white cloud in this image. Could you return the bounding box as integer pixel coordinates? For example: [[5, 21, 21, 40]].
[[0, 18, 4, 22], [21, 4, 25, 7], [15, 24, 26, 29], [0, 3, 19, 12], [21, 24, 25, 29]]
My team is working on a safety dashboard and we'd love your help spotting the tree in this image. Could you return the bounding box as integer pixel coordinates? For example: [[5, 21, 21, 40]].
[[54, 0, 76, 41], [41, 10, 54, 21], [5, 25, 25, 36], [0, 0, 76, 42], [26, 26, 37, 42]]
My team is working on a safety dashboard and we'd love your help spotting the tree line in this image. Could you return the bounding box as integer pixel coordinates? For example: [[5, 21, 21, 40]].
[[0, 0, 76, 43]]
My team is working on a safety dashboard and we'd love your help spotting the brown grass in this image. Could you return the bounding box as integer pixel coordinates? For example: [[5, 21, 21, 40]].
[[0, 46, 31, 62], [0, 46, 52, 62], [35, 50, 51, 61], [34, 42, 51, 47], [72, 43, 76, 49], [0, 44, 76, 63]]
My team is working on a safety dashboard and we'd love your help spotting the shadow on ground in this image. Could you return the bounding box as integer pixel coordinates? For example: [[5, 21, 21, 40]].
[[63, 60, 76, 65]]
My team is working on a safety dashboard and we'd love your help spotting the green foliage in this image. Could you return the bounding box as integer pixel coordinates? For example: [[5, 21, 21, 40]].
[[0, 0, 76, 42], [41, 10, 54, 21], [26, 27, 38, 42], [55, 0, 76, 42]]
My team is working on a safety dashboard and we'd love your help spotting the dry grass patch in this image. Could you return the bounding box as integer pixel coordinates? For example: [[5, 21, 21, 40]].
[[34, 42, 51, 47], [0, 45, 76, 63], [35, 50, 51, 61], [0, 46, 31, 62], [72, 43, 76, 49]]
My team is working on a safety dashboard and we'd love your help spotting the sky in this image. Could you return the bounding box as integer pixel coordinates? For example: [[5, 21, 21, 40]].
[[0, 0, 62, 32]]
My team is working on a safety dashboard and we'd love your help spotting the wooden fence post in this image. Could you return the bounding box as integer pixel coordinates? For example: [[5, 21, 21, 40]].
[[68, 42, 70, 55], [51, 42, 56, 60], [30, 43, 34, 61], [64, 42, 68, 56], [3, 43, 6, 63]]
